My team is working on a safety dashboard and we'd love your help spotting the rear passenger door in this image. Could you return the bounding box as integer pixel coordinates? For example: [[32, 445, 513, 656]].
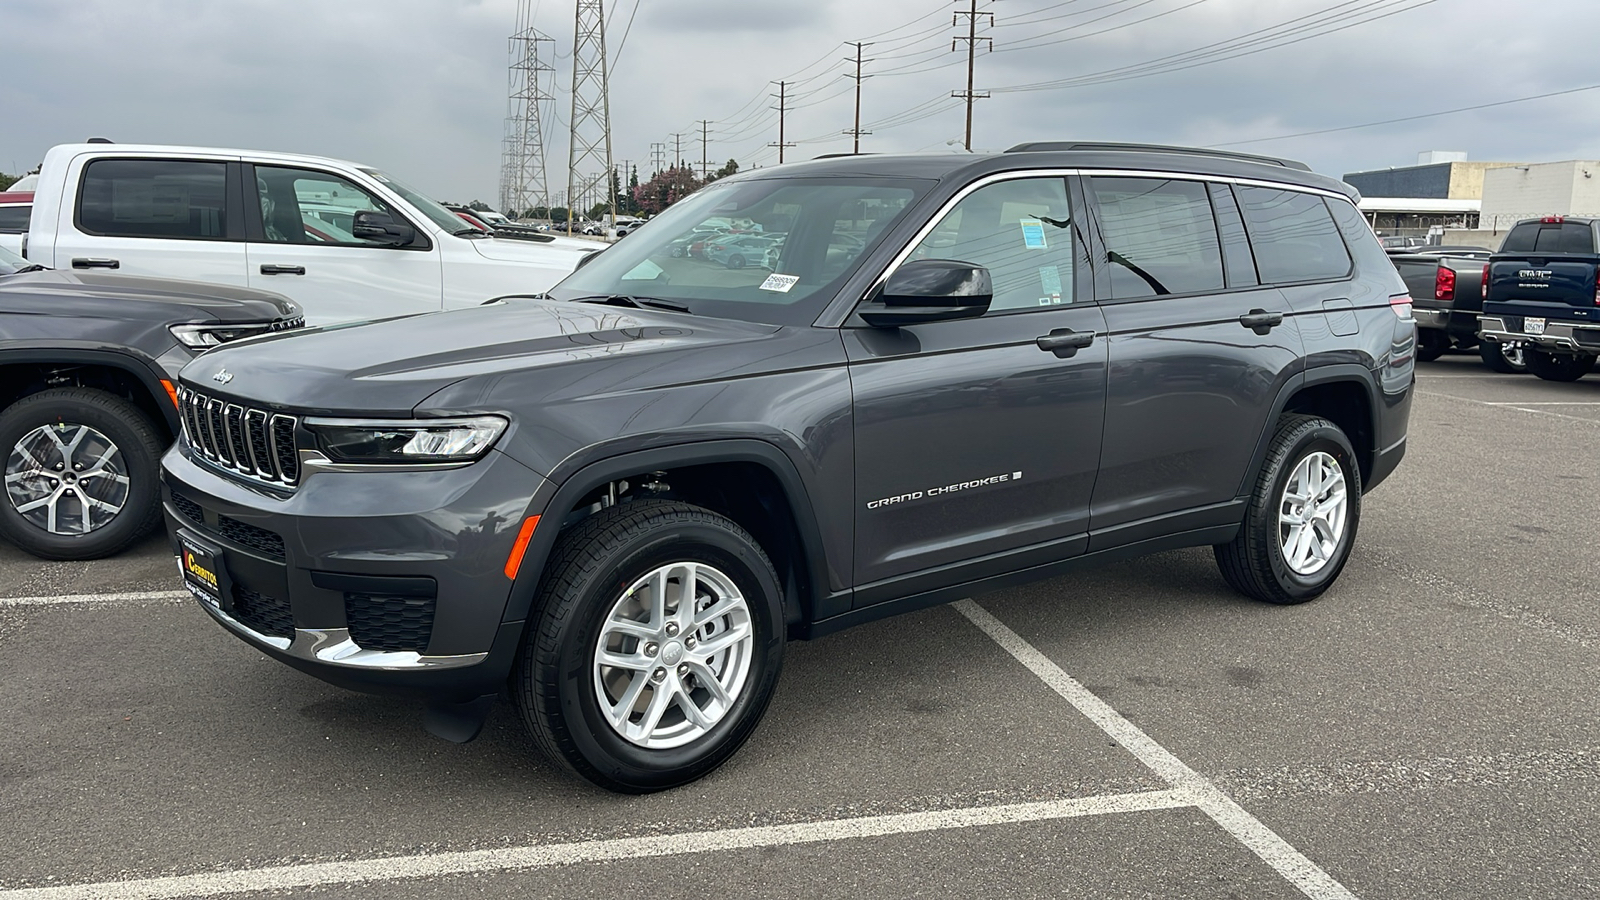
[[1084, 175, 1303, 545], [1233, 185, 1361, 362], [56, 157, 248, 285]]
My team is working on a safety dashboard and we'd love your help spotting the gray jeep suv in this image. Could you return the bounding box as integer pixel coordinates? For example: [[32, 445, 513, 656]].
[[161, 143, 1414, 792]]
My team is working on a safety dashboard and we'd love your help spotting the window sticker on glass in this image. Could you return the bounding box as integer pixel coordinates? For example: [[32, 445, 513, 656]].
[[1020, 218, 1047, 249], [759, 273, 800, 293], [1038, 265, 1063, 304]]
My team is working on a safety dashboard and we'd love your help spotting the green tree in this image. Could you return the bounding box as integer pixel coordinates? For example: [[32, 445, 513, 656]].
[[467, 200, 491, 212], [0, 173, 17, 192], [708, 159, 740, 182], [633, 164, 704, 216]]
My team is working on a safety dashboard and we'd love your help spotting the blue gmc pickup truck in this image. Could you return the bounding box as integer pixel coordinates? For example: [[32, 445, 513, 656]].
[[1479, 216, 1600, 381]]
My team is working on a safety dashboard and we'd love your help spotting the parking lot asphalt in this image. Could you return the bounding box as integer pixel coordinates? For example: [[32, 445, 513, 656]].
[[2, 352, 1598, 899]]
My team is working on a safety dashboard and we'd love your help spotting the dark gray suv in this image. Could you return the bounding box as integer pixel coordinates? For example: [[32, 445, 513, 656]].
[[161, 143, 1415, 792]]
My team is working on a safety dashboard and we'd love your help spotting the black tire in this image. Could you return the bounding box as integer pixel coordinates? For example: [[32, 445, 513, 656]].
[[1214, 414, 1362, 605], [1479, 340, 1528, 374], [514, 499, 785, 793], [727, 254, 746, 269], [1524, 348, 1594, 382], [1416, 329, 1448, 363], [0, 387, 166, 560], [671, 246, 685, 258]]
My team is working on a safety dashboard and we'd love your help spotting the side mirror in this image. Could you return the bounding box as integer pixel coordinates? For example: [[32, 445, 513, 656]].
[[858, 259, 992, 328], [352, 210, 416, 246]]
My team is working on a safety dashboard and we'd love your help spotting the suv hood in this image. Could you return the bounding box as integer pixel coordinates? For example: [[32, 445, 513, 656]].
[[0, 271, 299, 323], [179, 299, 781, 416]]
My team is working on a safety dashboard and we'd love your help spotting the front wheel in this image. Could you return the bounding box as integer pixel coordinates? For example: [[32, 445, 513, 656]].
[[726, 254, 746, 269], [514, 500, 785, 793], [1215, 415, 1361, 605], [1524, 348, 1594, 382], [0, 387, 166, 560]]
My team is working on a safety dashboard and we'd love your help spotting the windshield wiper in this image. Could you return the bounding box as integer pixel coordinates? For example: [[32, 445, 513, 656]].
[[571, 295, 693, 313], [8, 264, 48, 274]]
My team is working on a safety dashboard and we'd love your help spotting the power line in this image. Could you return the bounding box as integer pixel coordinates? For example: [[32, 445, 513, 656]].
[[1213, 83, 1600, 147]]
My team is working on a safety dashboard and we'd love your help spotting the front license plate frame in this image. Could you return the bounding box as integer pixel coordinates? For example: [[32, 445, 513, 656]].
[[177, 531, 231, 611]]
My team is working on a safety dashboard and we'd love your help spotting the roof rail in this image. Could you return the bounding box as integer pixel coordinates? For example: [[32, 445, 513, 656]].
[[1003, 141, 1311, 172], [811, 152, 876, 160]]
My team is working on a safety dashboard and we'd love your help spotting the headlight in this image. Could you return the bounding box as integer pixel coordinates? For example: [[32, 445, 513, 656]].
[[302, 416, 508, 464], [170, 323, 271, 350]]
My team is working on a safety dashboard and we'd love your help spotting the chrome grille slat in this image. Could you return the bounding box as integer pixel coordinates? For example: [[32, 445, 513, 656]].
[[179, 388, 299, 489]]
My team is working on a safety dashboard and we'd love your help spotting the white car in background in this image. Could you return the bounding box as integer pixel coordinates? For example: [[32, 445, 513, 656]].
[[25, 143, 598, 324]]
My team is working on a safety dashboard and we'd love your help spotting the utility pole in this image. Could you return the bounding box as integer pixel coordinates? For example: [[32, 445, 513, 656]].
[[567, 0, 615, 234], [768, 81, 796, 164], [698, 120, 712, 180], [672, 133, 683, 169], [843, 41, 873, 154], [499, 0, 554, 218], [951, 0, 993, 152], [650, 142, 666, 176]]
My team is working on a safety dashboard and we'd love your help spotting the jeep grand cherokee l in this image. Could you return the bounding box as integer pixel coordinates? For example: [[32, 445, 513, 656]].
[[161, 142, 1414, 792]]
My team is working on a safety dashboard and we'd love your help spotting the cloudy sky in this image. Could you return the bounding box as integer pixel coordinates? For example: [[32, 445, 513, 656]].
[[4, 0, 1598, 207]]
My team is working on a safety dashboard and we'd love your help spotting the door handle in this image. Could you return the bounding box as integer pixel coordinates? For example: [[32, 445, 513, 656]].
[[259, 264, 306, 275], [1036, 328, 1095, 358], [1239, 309, 1284, 335], [71, 258, 119, 269]]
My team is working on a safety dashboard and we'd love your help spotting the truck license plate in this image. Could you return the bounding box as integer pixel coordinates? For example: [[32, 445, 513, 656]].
[[1524, 317, 1546, 335]]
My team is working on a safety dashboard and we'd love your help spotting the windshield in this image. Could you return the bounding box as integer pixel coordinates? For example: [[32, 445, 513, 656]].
[[358, 168, 474, 234], [549, 176, 931, 325], [0, 245, 29, 275]]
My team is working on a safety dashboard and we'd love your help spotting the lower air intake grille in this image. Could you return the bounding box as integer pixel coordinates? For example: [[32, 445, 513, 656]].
[[345, 594, 436, 654], [217, 516, 286, 560], [232, 586, 295, 639], [170, 492, 204, 526]]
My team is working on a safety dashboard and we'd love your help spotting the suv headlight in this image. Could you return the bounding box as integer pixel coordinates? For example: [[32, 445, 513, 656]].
[[303, 416, 508, 464], [170, 323, 272, 350]]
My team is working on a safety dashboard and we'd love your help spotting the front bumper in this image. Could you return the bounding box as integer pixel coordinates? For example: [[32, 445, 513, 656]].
[[1479, 315, 1600, 355], [161, 443, 548, 701]]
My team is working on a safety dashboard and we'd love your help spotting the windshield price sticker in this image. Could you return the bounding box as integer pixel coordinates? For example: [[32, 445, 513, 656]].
[[759, 274, 801, 293], [1020, 218, 1047, 249]]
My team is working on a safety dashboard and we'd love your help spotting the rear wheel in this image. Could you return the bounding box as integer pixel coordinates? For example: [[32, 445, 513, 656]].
[[1524, 348, 1595, 382], [727, 254, 746, 269], [0, 388, 165, 560], [514, 500, 785, 793], [1215, 415, 1361, 605], [1479, 339, 1528, 374], [1416, 329, 1448, 362]]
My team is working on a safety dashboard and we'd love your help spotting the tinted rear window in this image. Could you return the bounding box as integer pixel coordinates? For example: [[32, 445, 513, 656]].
[[1234, 186, 1352, 284], [0, 205, 28, 233], [78, 159, 229, 240], [1499, 222, 1594, 254], [1090, 176, 1224, 299]]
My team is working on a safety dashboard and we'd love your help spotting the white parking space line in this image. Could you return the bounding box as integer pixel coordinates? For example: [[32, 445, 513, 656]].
[[0, 590, 186, 608], [0, 790, 1194, 900], [1417, 390, 1600, 425], [954, 599, 1360, 900], [1482, 401, 1600, 406]]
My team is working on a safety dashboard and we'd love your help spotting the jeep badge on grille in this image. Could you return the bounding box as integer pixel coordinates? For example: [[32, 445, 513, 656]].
[[212, 368, 233, 384]]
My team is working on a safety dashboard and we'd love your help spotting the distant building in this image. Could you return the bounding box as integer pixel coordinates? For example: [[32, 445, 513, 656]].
[[1342, 152, 1525, 233], [1480, 160, 1600, 231]]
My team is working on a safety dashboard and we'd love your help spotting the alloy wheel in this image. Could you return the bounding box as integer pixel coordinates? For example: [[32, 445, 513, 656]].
[[1278, 450, 1348, 576], [5, 423, 130, 535]]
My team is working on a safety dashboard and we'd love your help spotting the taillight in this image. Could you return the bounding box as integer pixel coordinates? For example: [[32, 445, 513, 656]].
[[1434, 266, 1456, 301], [1542, 216, 1565, 224], [1482, 264, 1490, 300], [1390, 293, 1413, 319], [1594, 264, 1600, 306]]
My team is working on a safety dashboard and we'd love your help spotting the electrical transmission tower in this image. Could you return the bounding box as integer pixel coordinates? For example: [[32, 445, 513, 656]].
[[843, 42, 873, 154], [769, 82, 796, 164], [952, 0, 994, 152], [567, 0, 615, 232], [499, 0, 554, 218]]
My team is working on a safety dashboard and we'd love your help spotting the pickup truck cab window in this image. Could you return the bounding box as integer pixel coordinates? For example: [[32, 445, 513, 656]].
[[907, 176, 1077, 312], [1089, 176, 1224, 300], [1499, 221, 1595, 254], [77, 159, 230, 241]]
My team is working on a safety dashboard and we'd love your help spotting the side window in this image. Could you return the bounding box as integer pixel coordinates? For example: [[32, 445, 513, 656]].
[[252, 165, 398, 246], [1324, 197, 1396, 275], [908, 177, 1076, 312], [0, 205, 29, 233], [1090, 177, 1224, 300], [78, 159, 228, 240], [1234, 185, 1352, 284]]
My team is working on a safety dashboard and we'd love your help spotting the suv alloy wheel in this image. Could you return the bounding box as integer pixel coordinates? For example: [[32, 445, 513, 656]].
[[1215, 415, 1362, 604], [0, 388, 165, 559], [514, 500, 785, 792]]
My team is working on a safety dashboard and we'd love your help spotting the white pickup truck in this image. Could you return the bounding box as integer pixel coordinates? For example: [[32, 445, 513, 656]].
[[25, 143, 598, 324]]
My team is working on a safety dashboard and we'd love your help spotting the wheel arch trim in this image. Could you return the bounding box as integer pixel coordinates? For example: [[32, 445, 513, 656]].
[[1238, 364, 1379, 500], [0, 345, 180, 435]]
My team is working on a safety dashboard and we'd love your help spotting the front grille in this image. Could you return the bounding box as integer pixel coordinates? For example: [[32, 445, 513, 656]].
[[217, 516, 286, 560], [179, 387, 299, 488], [232, 586, 295, 639], [170, 492, 204, 526], [267, 316, 305, 333], [345, 594, 436, 653]]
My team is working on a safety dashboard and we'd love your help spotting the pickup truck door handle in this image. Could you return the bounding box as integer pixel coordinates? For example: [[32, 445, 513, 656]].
[[1239, 309, 1284, 335], [259, 264, 306, 276], [71, 258, 119, 269], [1036, 328, 1095, 358]]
